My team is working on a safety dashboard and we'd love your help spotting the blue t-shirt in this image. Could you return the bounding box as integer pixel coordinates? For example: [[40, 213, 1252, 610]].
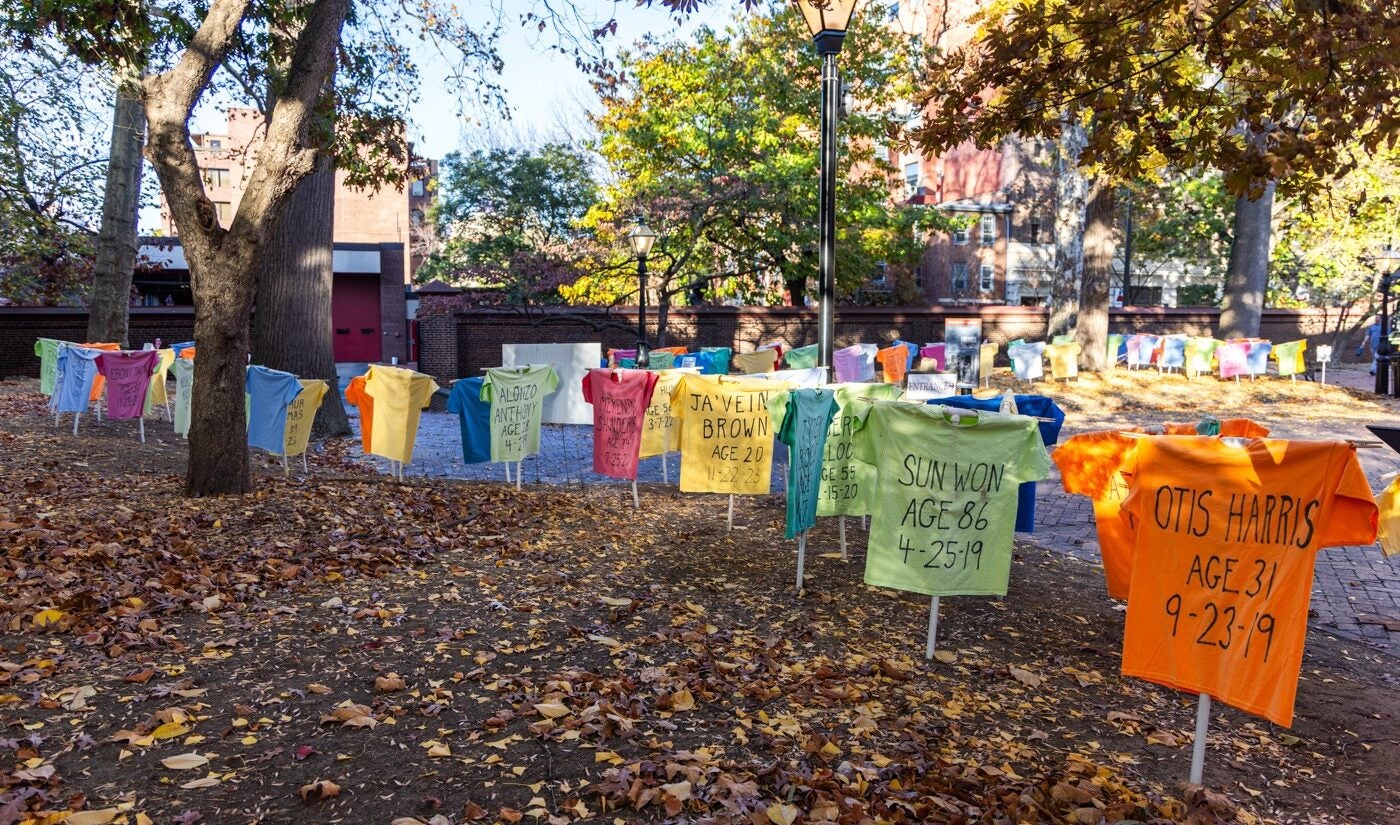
[[893, 339, 920, 371], [931, 394, 1065, 533], [676, 352, 717, 374], [50, 346, 103, 414], [246, 366, 305, 453], [446, 376, 492, 464]]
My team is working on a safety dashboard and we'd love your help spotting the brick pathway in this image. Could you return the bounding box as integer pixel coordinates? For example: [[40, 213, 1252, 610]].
[[352, 372, 1399, 656]]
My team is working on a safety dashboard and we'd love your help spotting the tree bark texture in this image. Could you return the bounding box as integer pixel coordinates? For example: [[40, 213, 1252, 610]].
[[1076, 178, 1115, 371], [1049, 124, 1089, 339], [250, 141, 350, 437], [86, 74, 146, 345], [143, 0, 350, 496], [1217, 183, 1276, 339]]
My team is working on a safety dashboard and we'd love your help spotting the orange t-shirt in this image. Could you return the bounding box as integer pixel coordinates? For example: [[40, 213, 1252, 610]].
[[344, 375, 374, 453], [1118, 437, 1376, 727], [1055, 419, 1274, 600], [875, 345, 910, 385], [81, 342, 122, 401], [1162, 419, 1271, 438]]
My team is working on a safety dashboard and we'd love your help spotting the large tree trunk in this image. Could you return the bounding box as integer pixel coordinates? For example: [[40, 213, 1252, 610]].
[[1218, 183, 1276, 339], [1048, 124, 1089, 338], [86, 73, 146, 345], [143, 0, 351, 496], [250, 144, 350, 437], [655, 286, 670, 348], [1077, 178, 1115, 371]]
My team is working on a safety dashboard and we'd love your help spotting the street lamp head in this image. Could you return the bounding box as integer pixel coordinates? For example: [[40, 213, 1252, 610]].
[[628, 222, 657, 257], [793, 0, 860, 55], [1370, 245, 1400, 278]]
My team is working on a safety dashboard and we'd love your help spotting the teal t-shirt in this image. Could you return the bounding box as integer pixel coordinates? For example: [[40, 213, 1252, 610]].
[[784, 344, 819, 370], [774, 388, 838, 539], [816, 383, 901, 517], [853, 402, 1050, 597]]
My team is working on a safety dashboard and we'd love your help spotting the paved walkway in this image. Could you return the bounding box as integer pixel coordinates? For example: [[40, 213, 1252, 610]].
[[351, 375, 1399, 656]]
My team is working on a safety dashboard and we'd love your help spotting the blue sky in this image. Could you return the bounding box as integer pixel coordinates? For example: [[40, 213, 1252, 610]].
[[140, 1, 712, 231]]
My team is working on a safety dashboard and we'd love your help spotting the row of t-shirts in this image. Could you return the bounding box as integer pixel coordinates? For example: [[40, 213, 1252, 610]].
[[853, 401, 1052, 597], [342, 366, 441, 464], [670, 374, 792, 494], [244, 366, 331, 457], [1055, 426, 1377, 728]]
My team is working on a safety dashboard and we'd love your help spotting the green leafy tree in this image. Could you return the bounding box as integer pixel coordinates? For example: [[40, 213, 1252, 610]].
[[914, 0, 1399, 340], [420, 144, 599, 302], [1126, 171, 1235, 303], [569, 3, 949, 343]]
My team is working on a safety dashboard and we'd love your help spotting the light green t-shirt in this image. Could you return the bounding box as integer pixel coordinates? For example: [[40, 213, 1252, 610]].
[[35, 338, 66, 396], [481, 365, 560, 462], [171, 358, 195, 438], [816, 383, 901, 517], [784, 344, 819, 370], [853, 402, 1051, 597]]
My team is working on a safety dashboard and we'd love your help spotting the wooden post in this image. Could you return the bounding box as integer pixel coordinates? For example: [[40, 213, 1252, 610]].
[[138, 417, 146, 443], [1190, 693, 1211, 785], [662, 452, 669, 484], [631, 479, 640, 509], [727, 494, 735, 531], [924, 595, 940, 660], [516, 460, 523, 490], [839, 516, 848, 560], [72, 413, 80, 435], [795, 532, 807, 593]]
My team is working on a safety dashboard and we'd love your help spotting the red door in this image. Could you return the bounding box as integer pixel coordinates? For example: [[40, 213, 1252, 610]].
[[331, 275, 381, 362]]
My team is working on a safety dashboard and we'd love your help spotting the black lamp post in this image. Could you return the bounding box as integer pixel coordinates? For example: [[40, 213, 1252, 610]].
[[794, 0, 858, 369], [628, 222, 658, 368], [1369, 246, 1400, 395]]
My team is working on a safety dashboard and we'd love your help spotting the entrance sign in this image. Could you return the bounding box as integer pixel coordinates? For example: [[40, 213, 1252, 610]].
[[904, 372, 958, 401]]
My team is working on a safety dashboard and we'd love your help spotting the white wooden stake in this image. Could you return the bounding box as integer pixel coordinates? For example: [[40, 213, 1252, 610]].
[[661, 452, 669, 484], [839, 516, 848, 560], [516, 460, 523, 490], [505, 462, 512, 483], [631, 479, 640, 509], [1189, 693, 1211, 785], [72, 413, 80, 435], [727, 494, 735, 531], [862, 514, 867, 530], [138, 417, 145, 444], [796, 532, 807, 593], [924, 596, 940, 660], [302, 452, 308, 473], [282, 455, 289, 476], [1320, 361, 1327, 385]]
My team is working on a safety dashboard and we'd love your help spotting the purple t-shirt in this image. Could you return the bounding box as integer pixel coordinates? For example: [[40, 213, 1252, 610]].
[[832, 345, 865, 383], [97, 350, 159, 420]]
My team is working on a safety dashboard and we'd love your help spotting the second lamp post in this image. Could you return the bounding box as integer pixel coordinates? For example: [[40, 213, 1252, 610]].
[[629, 222, 658, 368]]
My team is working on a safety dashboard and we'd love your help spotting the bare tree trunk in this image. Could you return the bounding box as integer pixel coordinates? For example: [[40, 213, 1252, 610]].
[[1048, 124, 1089, 338], [250, 147, 350, 437], [143, 0, 351, 496], [1077, 178, 1115, 371], [655, 286, 670, 348], [87, 73, 146, 345], [1218, 183, 1276, 339]]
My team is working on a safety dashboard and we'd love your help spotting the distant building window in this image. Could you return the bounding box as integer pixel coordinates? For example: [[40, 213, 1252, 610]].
[[204, 168, 229, 188], [903, 162, 919, 198], [979, 263, 995, 292], [980, 213, 996, 245], [411, 179, 425, 197], [214, 201, 232, 224], [208, 139, 222, 150], [872, 261, 888, 288], [952, 225, 968, 245], [951, 262, 968, 291], [1028, 215, 1042, 244]]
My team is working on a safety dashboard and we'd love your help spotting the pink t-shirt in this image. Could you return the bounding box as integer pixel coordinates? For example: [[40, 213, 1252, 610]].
[[832, 345, 864, 383], [1217, 342, 1249, 378], [582, 368, 659, 480], [96, 350, 159, 420]]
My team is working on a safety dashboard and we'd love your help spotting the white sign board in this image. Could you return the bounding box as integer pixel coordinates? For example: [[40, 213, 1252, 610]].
[[501, 343, 602, 425], [903, 372, 959, 401], [1316, 345, 1332, 363]]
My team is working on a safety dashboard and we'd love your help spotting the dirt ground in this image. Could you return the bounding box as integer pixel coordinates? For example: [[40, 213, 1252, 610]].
[[1, 376, 1397, 825]]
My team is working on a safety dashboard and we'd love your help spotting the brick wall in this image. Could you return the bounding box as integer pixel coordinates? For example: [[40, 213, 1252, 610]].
[[378, 243, 409, 363], [0, 308, 196, 378], [417, 304, 1371, 382]]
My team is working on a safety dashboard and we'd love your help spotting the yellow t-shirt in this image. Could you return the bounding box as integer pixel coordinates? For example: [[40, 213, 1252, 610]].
[[144, 348, 177, 413], [979, 342, 997, 380], [363, 366, 440, 464], [1378, 477, 1400, 557], [670, 374, 790, 494], [283, 379, 330, 457], [639, 368, 696, 458], [732, 349, 780, 375], [1045, 342, 1081, 379]]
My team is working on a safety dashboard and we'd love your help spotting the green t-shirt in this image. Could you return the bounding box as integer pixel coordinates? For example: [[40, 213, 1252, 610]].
[[784, 344, 819, 370], [1185, 337, 1219, 375], [774, 388, 838, 539], [853, 402, 1051, 597], [481, 365, 560, 462], [35, 338, 65, 396], [816, 383, 902, 517]]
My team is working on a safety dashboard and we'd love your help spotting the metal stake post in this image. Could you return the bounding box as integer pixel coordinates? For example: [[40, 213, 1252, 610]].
[[1190, 693, 1212, 784]]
